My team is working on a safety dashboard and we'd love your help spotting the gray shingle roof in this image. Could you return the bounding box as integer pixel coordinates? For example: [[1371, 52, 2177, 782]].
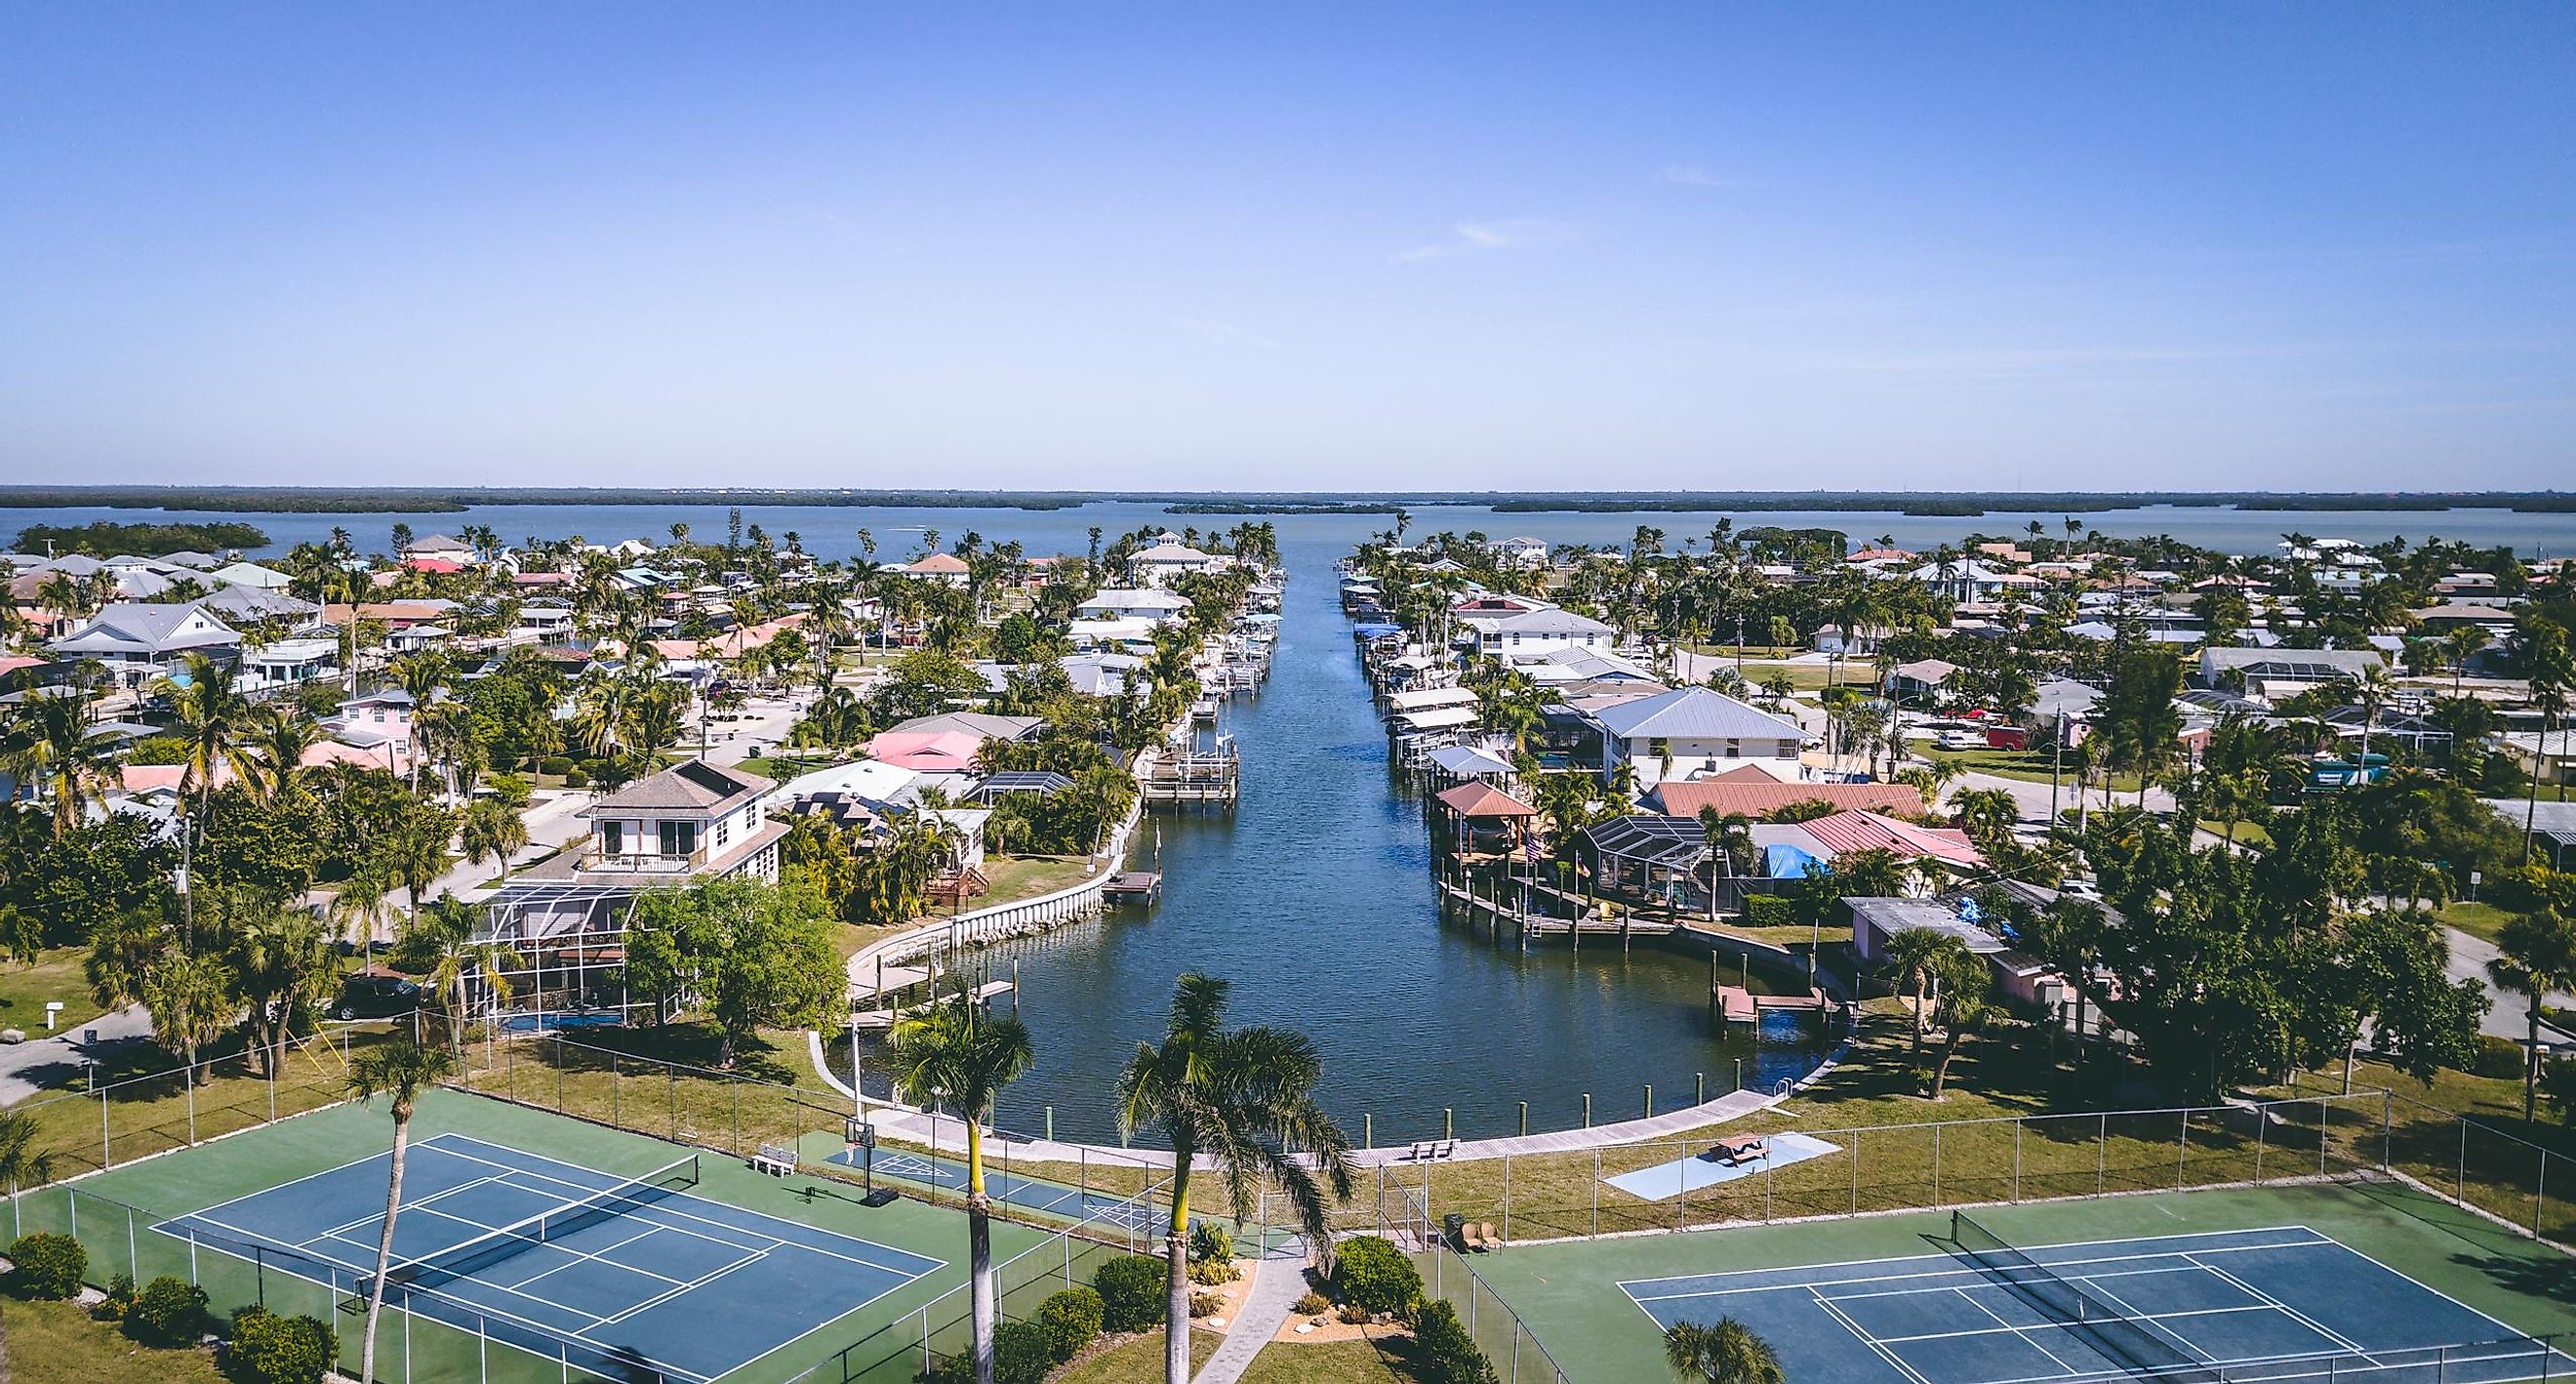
[[591, 759, 772, 813], [1588, 687, 1806, 742]]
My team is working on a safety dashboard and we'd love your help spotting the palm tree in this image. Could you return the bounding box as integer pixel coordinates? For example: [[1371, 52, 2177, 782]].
[[1118, 974, 1355, 1384], [412, 898, 521, 1053], [2488, 909, 2576, 1122], [0, 688, 116, 835], [1663, 1318, 1785, 1384], [1925, 945, 1995, 1098], [2021, 898, 2106, 1066], [458, 798, 530, 871], [2447, 626, 2490, 693], [161, 651, 260, 827], [141, 951, 237, 1086], [2344, 664, 2397, 769], [347, 1038, 459, 1384], [248, 702, 321, 797], [888, 989, 1036, 1384], [1879, 927, 1956, 1060]]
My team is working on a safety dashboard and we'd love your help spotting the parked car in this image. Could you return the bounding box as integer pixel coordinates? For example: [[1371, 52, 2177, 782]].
[[331, 972, 425, 1021], [1934, 730, 1985, 752]]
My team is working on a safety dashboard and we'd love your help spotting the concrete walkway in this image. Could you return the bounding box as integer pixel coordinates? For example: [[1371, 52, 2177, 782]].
[[2446, 924, 2575, 1042], [1196, 1236, 1312, 1384]]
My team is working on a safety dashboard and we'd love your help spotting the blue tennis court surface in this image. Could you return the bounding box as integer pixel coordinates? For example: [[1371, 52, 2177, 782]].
[[157, 1132, 943, 1383], [823, 1146, 1167, 1236], [1624, 1225, 2575, 1384]]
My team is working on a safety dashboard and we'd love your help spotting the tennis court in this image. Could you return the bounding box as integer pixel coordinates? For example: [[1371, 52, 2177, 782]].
[[824, 1146, 1168, 1236], [1624, 1217, 2575, 1384], [157, 1131, 943, 1383]]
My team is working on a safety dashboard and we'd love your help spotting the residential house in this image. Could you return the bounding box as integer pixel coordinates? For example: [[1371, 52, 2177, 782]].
[[323, 689, 416, 759], [1490, 536, 1552, 570], [1909, 560, 2041, 603], [239, 637, 340, 693], [1646, 775, 1925, 821], [52, 602, 241, 687], [2198, 647, 2385, 697], [564, 759, 784, 882], [1886, 659, 1959, 708], [1075, 589, 1192, 624], [1130, 543, 1224, 589], [209, 561, 294, 591], [1472, 606, 1616, 656], [894, 552, 974, 587], [1582, 686, 1809, 791], [1059, 650, 1143, 697]]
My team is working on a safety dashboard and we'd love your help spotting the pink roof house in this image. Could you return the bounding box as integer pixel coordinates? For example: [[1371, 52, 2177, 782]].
[[865, 731, 985, 773]]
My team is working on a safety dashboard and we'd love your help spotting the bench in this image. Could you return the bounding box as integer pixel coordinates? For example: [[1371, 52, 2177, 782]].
[[750, 1143, 798, 1177], [1402, 1139, 1459, 1162]]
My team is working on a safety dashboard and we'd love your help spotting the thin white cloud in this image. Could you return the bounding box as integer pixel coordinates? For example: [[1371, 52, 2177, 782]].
[[1659, 164, 1736, 188], [1392, 219, 1579, 263]]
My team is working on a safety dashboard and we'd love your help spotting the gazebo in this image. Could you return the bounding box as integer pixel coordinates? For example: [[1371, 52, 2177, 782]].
[[1433, 780, 1540, 863]]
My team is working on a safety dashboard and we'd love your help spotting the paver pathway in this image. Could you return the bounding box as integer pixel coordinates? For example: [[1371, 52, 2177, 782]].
[[1195, 1235, 1312, 1384]]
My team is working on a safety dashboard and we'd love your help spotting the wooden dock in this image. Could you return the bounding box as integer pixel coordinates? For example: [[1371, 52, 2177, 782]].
[[852, 979, 1015, 1029], [1711, 982, 1831, 1025], [1436, 878, 1679, 950], [1101, 871, 1163, 904]]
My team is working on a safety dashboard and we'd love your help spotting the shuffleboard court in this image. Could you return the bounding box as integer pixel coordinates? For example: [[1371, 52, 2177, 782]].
[[1623, 1221, 2576, 1384], [157, 1132, 944, 1383]]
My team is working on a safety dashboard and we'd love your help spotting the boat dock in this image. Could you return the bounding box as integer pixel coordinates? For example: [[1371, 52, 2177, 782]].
[[1711, 982, 1834, 1025], [850, 978, 1017, 1029], [1101, 871, 1163, 903]]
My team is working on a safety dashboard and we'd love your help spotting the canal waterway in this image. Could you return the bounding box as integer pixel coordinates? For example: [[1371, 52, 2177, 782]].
[[22, 498, 2576, 1144]]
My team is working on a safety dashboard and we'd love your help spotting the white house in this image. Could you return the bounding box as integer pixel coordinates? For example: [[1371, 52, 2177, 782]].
[[1909, 560, 2040, 603], [1582, 686, 1810, 791], [240, 637, 340, 693], [1067, 618, 1158, 650], [1473, 607, 1616, 655], [893, 553, 974, 587], [1075, 589, 1192, 624], [1490, 536, 1552, 570], [1130, 543, 1224, 589], [210, 561, 293, 591], [52, 602, 242, 687], [573, 759, 785, 881]]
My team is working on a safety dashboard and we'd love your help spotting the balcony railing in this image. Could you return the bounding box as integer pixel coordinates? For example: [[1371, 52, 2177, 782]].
[[580, 845, 708, 875]]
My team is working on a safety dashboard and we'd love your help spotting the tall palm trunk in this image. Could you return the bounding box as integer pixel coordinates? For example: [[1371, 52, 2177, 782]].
[[1164, 1156, 1195, 1384], [2527, 709, 2552, 863], [967, 1119, 996, 1384], [361, 1108, 413, 1384], [2526, 993, 2543, 1123]]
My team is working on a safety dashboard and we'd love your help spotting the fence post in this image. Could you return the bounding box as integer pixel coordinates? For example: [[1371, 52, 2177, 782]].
[[1933, 1123, 1942, 1207], [2535, 1151, 2548, 1238], [101, 1087, 112, 1169], [1590, 1151, 1600, 1237], [2318, 1098, 2329, 1176], [2459, 1119, 2470, 1208], [612, 1054, 621, 1130], [2255, 1106, 2268, 1185], [2178, 1111, 2191, 1190], [669, 1063, 678, 1141], [1501, 1154, 1511, 1243], [2382, 1090, 2393, 1171], [2013, 1119, 2023, 1202]]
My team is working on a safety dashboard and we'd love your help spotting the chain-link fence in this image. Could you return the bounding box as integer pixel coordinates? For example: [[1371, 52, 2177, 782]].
[[9, 1025, 406, 1182], [1335, 1090, 2401, 1246], [1389, 1180, 1571, 1384], [2291, 1074, 2574, 1249]]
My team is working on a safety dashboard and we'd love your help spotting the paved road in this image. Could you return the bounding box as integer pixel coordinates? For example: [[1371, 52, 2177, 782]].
[[2446, 924, 2575, 1044], [422, 788, 596, 904], [0, 1003, 154, 1107]]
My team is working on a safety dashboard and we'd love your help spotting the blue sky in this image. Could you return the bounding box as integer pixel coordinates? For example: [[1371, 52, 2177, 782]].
[[2, 3, 2570, 491]]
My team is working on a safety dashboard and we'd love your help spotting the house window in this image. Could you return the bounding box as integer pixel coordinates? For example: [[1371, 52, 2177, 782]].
[[1725, 739, 1741, 758], [602, 822, 624, 856], [714, 817, 731, 847], [658, 821, 697, 857]]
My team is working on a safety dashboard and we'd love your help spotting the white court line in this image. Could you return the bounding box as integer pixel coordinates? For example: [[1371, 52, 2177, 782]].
[[312, 1164, 525, 1243], [2284, 1223, 2576, 1363], [1620, 1224, 2329, 1296], [1625, 1228, 2333, 1304], [1872, 1302, 2284, 1347], [426, 1135, 939, 1277], [593, 1230, 768, 1327], [480, 1222, 704, 1295], [1807, 1285, 1935, 1384], [1946, 1283, 2079, 1377], [2185, 1252, 2376, 1364], [1818, 1261, 2207, 1306]]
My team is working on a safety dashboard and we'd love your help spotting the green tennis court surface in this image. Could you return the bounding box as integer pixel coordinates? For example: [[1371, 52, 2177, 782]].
[[13, 1089, 1050, 1383], [1470, 1184, 2576, 1384]]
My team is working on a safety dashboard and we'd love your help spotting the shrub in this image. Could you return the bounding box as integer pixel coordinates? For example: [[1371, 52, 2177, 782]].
[[125, 1275, 212, 1347], [5, 1232, 86, 1299], [920, 1321, 1052, 1384], [562, 764, 590, 788], [1742, 894, 1793, 928], [1409, 1299, 1499, 1384], [1293, 1289, 1332, 1316], [1189, 1290, 1225, 1319], [1332, 1235, 1422, 1317], [1187, 1219, 1232, 1264], [1338, 1303, 1373, 1324], [224, 1306, 333, 1384], [96, 1272, 137, 1322], [2470, 1034, 2528, 1080], [1188, 1256, 1238, 1286], [1091, 1253, 1165, 1334], [1034, 1286, 1103, 1363], [536, 755, 576, 779]]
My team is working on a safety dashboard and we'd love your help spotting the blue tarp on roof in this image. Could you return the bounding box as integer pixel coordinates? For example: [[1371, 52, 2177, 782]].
[[1352, 622, 1403, 637], [1763, 842, 1824, 879]]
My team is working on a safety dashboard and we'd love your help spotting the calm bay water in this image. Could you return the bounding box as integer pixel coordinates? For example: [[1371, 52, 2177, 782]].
[[22, 496, 2576, 1144]]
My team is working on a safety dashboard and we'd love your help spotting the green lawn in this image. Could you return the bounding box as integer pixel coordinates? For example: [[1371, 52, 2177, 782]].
[[976, 854, 1097, 908], [1058, 1330, 1417, 1384], [1921, 744, 2142, 794], [0, 1295, 229, 1384], [0, 947, 99, 1037], [2438, 900, 2518, 946]]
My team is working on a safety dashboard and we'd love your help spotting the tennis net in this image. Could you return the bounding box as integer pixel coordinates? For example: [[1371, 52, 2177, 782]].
[[376, 1152, 701, 1293], [1948, 1209, 2217, 1382]]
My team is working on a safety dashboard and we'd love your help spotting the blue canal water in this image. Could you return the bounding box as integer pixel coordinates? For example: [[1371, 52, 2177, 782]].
[[20, 498, 2576, 1143]]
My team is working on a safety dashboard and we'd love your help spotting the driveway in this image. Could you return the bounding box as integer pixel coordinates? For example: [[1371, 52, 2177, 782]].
[[0, 1003, 154, 1107], [2446, 924, 2575, 1043]]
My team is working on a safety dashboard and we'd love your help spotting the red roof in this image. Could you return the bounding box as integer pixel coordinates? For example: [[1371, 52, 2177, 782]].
[[1793, 810, 1984, 869], [1648, 780, 1925, 820], [403, 556, 464, 574], [1434, 781, 1539, 819]]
